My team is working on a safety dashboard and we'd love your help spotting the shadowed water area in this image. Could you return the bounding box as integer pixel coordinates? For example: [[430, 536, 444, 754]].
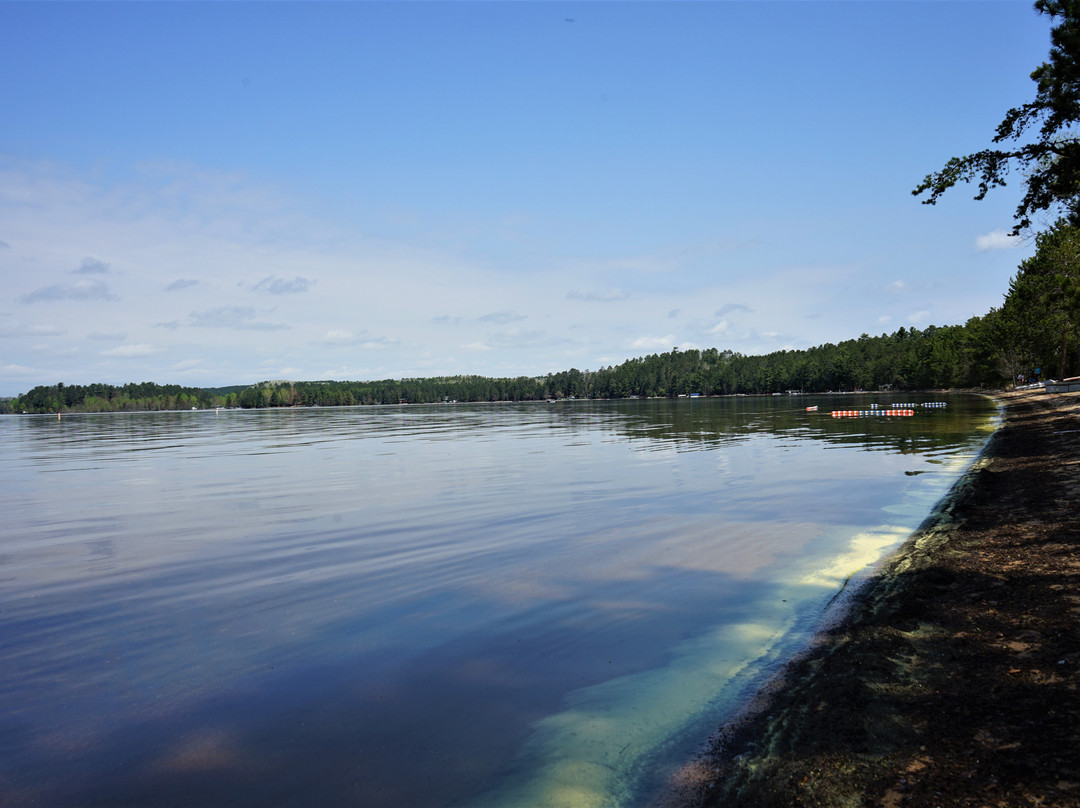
[[0, 395, 996, 807]]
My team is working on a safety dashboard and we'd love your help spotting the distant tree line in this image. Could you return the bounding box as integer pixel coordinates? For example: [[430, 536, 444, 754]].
[[0, 320, 1050, 414], [6, 221, 1080, 414], [4, 381, 225, 415], [0, 318, 1059, 415]]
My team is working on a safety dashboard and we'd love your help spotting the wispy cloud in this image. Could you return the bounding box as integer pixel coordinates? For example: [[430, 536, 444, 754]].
[[358, 336, 399, 350], [158, 306, 289, 331], [73, 257, 110, 274], [319, 329, 398, 349], [20, 279, 119, 303], [477, 310, 526, 324], [628, 336, 699, 352], [189, 307, 289, 330], [567, 289, 630, 302], [88, 331, 126, 340], [248, 275, 315, 295], [483, 327, 548, 347], [101, 343, 158, 357], [629, 334, 677, 351], [974, 229, 1019, 251], [907, 309, 932, 325], [321, 329, 360, 344], [0, 363, 40, 377], [165, 278, 199, 292], [31, 342, 77, 355], [0, 323, 66, 337], [715, 303, 753, 317]]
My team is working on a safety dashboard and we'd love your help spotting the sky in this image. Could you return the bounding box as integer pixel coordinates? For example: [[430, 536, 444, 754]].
[[0, 1, 1057, 396]]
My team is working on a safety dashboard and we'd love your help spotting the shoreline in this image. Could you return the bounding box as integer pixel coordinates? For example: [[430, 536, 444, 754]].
[[661, 389, 1080, 807]]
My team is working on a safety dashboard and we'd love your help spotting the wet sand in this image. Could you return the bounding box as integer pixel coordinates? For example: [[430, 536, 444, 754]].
[[663, 389, 1080, 807]]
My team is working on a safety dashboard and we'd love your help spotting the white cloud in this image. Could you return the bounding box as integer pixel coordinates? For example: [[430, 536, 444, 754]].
[[0, 323, 65, 337], [464, 342, 494, 352], [708, 321, 730, 335], [31, 343, 79, 356], [477, 310, 526, 324], [907, 309, 932, 324], [319, 365, 382, 379], [318, 329, 398, 349], [974, 229, 1019, 251], [0, 363, 39, 377], [29, 324, 64, 335], [101, 343, 158, 357], [629, 335, 677, 350], [322, 329, 359, 344], [566, 289, 630, 302]]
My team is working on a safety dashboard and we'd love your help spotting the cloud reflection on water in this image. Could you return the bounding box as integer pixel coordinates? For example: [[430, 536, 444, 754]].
[[0, 395, 996, 807]]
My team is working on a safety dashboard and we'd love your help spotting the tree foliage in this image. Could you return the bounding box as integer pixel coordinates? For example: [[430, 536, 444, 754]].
[[913, 0, 1080, 234], [11, 381, 225, 414], [1000, 219, 1080, 376]]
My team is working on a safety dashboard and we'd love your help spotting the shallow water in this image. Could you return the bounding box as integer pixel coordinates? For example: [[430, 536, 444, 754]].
[[0, 394, 996, 807]]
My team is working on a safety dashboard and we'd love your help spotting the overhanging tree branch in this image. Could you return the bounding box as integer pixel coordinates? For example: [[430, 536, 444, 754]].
[[913, 0, 1080, 235]]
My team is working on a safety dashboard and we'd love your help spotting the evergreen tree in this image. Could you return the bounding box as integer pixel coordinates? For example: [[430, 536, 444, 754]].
[[914, 1, 1080, 234]]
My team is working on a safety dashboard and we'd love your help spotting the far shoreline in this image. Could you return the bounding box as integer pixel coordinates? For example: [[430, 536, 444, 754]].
[[3, 387, 987, 416]]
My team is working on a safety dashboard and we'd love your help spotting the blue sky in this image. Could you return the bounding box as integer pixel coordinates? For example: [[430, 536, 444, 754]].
[[0, 1, 1055, 396]]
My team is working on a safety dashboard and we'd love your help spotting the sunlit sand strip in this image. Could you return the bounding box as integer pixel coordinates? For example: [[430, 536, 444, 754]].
[[468, 525, 928, 808], [467, 522, 939, 808], [467, 426, 998, 808], [797, 524, 915, 589], [465, 616, 796, 808], [803, 447, 985, 592]]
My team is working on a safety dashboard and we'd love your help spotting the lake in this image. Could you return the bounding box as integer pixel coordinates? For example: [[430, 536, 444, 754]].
[[0, 394, 997, 807]]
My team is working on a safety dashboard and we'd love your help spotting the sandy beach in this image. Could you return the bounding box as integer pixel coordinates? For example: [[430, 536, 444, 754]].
[[664, 388, 1080, 807]]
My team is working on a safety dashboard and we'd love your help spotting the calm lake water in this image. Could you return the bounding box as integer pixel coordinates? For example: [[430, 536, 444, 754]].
[[0, 394, 996, 807]]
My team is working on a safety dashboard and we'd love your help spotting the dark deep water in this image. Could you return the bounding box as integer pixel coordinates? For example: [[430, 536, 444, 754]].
[[0, 394, 997, 807]]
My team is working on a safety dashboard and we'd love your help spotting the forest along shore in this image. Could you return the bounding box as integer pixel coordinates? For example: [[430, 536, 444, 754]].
[[663, 389, 1080, 808]]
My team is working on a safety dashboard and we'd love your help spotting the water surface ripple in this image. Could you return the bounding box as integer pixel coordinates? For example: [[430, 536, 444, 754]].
[[0, 395, 996, 807]]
